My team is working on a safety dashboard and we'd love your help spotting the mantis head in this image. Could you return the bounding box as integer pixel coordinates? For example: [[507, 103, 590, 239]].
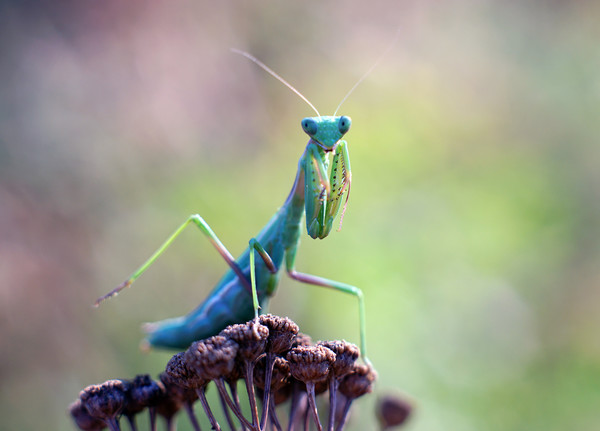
[[301, 116, 351, 151]]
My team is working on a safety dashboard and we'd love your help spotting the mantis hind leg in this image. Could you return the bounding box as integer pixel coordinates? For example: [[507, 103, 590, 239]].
[[96, 214, 252, 305], [285, 251, 370, 365]]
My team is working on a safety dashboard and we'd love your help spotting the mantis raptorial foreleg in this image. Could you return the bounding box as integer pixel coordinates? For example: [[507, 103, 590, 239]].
[[325, 141, 351, 235], [305, 144, 330, 239], [95, 214, 253, 306]]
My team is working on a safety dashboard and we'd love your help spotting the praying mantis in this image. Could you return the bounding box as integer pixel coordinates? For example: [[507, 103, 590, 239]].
[[96, 49, 384, 366]]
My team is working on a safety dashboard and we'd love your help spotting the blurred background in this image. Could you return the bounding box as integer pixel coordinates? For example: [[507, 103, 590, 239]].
[[1, 1, 599, 430]]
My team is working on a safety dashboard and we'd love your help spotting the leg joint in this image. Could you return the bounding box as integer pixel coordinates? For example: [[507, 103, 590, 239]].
[[189, 214, 205, 224]]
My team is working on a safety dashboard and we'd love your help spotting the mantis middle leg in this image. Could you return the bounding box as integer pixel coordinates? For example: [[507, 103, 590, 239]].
[[248, 238, 278, 318]]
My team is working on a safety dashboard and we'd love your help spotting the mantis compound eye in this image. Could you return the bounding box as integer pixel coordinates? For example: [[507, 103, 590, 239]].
[[338, 116, 351, 134], [301, 118, 318, 136]]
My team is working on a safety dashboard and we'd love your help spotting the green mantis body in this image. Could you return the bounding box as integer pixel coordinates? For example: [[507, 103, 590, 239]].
[[97, 54, 371, 364]]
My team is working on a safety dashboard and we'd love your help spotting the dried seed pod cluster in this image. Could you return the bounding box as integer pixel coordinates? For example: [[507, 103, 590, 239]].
[[70, 315, 377, 431]]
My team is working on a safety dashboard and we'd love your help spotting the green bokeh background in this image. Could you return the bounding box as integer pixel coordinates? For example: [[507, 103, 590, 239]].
[[1, 1, 599, 430]]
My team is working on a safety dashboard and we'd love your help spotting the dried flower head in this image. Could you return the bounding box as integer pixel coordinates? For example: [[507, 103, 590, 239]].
[[79, 380, 125, 419], [220, 319, 269, 362], [259, 314, 299, 354], [318, 340, 360, 378], [339, 363, 378, 399], [287, 345, 336, 384], [185, 335, 239, 381], [376, 394, 413, 429], [78, 380, 126, 431], [128, 374, 164, 408], [69, 399, 105, 431], [117, 375, 164, 431], [165, 352, 207, 390]]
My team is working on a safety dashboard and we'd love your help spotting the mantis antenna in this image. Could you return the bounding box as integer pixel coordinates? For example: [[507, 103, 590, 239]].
[[231, 48, 321, 117], [334, 28, 402, 115]]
